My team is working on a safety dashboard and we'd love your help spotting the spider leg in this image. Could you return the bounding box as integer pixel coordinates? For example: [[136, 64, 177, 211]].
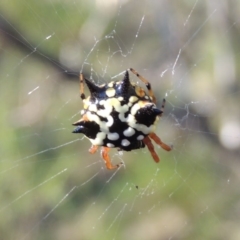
[[101, 147, 121, 170], [89, 145, 98, 154], [143, 136, 160, 163], [80, 73, 86, 100], [149, 132, 172, 151], [160, 98, 166, 116], [129, 68, 156, 103]]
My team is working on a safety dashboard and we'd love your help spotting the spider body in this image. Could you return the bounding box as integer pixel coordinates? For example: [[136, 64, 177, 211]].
[[73, 68, 171, 169]]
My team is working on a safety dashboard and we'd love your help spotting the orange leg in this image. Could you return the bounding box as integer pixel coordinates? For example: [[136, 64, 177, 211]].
[[101, 147, 121, 170], [149, 133, 172, 151], [143, 136, 160, 163], [89, 145, 98, 154]]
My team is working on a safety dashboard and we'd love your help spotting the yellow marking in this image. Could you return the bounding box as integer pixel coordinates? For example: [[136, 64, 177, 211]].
[[106, 98, 129, 113], [135, 86, 145, 98], [129, 96, 138, 103], [83, 97, 91, 109], [105, 88, 116, 97], [107, 82, 114, 88]]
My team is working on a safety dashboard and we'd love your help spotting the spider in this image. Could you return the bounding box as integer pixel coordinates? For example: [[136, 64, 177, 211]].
[[72, 68, 172, 170]]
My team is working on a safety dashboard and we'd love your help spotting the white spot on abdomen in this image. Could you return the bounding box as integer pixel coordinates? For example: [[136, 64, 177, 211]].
[[118, 96, 124, 101], [88, 104, 97, 112], [121, 139, 130, 146], [137, 135, 144, 140], [123, 127, 135, 137], [129, 96, 138, 103], [107, 143, 115, 148], [107, 132, 119, 140], [131, 103, 140, 115], [106, 115, 114, 127], [106, 87, 116, 97], [107, 82, 114, 88]]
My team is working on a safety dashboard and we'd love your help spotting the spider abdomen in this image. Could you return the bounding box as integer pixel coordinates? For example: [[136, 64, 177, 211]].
[[73, 77, 160, 151]]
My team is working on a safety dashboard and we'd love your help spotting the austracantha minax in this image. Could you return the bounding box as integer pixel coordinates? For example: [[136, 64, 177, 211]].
[[72, 68, 171, 169]]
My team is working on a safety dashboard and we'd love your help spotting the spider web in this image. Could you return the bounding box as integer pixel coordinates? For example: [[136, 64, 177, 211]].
[[1, 0, 240, 239]]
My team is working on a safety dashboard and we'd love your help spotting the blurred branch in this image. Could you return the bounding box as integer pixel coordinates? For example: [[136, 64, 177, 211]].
[[0, 13, 81, 81]]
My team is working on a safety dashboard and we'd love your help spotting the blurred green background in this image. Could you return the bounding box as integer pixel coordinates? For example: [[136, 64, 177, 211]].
[[1, 0, 240, 239]]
